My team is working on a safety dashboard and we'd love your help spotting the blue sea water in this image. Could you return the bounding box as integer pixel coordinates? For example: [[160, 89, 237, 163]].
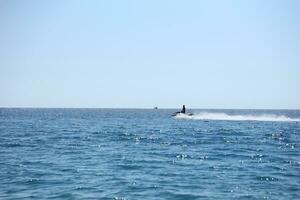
[[0, 108, 300, 199]]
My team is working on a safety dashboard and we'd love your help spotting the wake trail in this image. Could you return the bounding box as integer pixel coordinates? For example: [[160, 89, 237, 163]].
[[174, 112, 300, 122]]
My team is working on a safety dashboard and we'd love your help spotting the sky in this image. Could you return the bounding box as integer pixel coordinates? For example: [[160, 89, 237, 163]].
[[0, 0, 300, 109]]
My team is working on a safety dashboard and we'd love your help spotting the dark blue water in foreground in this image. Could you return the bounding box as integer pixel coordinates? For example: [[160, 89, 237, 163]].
[[0, 108, 300, 199]]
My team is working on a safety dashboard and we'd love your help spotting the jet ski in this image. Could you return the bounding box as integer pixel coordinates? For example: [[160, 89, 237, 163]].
[[172, 111, 194, 117], [172, 105, 194, 116]]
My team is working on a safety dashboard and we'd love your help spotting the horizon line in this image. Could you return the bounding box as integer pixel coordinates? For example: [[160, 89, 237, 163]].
[[0, 106, 299, 110]]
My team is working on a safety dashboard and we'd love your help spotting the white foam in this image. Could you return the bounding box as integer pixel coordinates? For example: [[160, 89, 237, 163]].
[[174, 112, 300, 122]]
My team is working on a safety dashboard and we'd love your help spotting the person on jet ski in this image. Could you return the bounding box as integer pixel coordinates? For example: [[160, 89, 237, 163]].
[[181, 105, 186, 114]]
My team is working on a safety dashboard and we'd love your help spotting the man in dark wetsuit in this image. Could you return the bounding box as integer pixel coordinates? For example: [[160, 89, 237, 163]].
[[181, 105, 186, 114]]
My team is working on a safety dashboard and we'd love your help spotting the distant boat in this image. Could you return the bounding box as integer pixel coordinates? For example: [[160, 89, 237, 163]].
[[154, 107, 158, 109]]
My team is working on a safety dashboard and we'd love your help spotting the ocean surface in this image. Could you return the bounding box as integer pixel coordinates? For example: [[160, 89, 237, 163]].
[[0, 108, 300, 200]]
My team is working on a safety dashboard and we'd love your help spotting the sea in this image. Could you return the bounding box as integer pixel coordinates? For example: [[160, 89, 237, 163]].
[[0, 108, 299, 199]]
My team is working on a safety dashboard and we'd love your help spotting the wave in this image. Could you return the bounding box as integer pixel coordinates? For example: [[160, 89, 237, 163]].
[[174, 112, 300, 122]]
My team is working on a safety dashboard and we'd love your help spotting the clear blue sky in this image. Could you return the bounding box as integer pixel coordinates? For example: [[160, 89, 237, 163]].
[[0, 0, 299, 109]]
